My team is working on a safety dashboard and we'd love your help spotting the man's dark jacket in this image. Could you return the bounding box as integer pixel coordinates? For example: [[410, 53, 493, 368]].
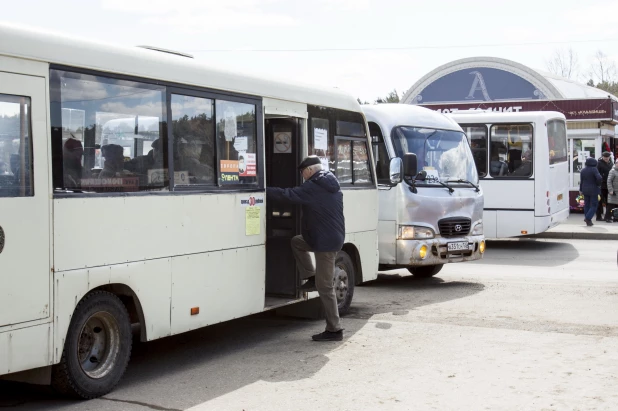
[[266, 170, 345, 252], [580, 158, 602, 196], [597, 157, 612, 189]]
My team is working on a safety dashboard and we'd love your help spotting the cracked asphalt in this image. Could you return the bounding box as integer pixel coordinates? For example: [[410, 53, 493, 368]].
[[1, 238, 617, 410]]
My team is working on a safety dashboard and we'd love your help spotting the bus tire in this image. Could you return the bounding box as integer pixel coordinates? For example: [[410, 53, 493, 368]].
[[335, 251, 355, 316], [51, 291, 132, 399], [408, 264, 443, 278]]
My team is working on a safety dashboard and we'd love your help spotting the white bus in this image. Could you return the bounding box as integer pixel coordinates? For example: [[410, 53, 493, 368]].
[[363, 104, 485, 278], [0, 23, 378, 398], [448, 111, 569, 238]]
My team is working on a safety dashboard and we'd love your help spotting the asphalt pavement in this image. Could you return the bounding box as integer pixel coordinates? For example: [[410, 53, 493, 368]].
[[1, 237, 617, 410]]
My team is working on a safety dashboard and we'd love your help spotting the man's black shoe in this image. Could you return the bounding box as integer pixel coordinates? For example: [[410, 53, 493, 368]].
[[300, 276, 317, 292], [312, 330, 343, 342], [596, 217, 603, 221]]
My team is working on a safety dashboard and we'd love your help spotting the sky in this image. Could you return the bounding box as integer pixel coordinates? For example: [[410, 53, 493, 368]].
[[1, 0, 618, 103]]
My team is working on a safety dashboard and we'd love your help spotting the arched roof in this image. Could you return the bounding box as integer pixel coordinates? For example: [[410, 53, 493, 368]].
[[401, 56, 617, 105]]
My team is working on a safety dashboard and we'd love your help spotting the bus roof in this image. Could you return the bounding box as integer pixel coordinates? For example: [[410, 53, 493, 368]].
[[0, 22, 360, 113], [446, 110, 566, 124], [362, 104, 463, 133]]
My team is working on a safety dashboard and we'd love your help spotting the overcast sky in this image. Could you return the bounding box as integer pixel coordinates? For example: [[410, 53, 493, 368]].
[[2, 0, 617, 102]]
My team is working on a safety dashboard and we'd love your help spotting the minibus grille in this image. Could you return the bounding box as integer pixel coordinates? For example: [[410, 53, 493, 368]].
[[438, 218, 471, 237]]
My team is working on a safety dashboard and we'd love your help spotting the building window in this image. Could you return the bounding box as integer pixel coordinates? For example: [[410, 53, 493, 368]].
[[369, 121, 390, 184], [490, 124, 533, 178], [548, 119, 567, 165], [215, 100, 257, 186], [0, 94, 33, 197], [462, 125, 488, 178], [171, 94, 215, 186], [50, 69, 167, 193]]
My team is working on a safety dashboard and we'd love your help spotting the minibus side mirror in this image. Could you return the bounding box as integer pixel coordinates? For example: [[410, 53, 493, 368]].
[[403, 153, 418, 178], [389, 157, 403, 186]]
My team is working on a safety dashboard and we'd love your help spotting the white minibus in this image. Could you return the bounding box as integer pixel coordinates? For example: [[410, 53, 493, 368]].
[[0, 23, 378, 398], [449, 111, 569, 238], [362, 104, 485, 278]]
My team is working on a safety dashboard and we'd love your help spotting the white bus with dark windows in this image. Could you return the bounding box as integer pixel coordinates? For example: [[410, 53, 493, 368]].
[[0, 23, 379, 398], [362, 104, 486, 278], [448, 110, 570, 238]]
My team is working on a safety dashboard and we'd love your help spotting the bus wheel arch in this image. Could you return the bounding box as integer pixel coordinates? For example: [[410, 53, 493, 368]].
[[341, 243, 363, 285], [91, 283, 146, 342], [51, 290, 132, 399], [336, 244, 361, 316]]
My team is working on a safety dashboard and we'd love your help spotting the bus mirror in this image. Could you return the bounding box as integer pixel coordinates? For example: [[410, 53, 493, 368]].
[[403, 153, 418, 178], [389, 157, 403, 186]]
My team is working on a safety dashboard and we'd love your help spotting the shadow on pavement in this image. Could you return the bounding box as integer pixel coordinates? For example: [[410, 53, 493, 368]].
[[472, 239, 581, 267], [0, 274, 483, 410]]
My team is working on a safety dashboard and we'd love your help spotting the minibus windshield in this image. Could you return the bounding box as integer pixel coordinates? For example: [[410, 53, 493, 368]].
[[392, 126, 479, 186]]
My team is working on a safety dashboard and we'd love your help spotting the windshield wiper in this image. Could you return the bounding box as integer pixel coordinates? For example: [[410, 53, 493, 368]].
[[435, 179, 455, 194], [448, 179, 480, 192], [414, 171, 454, 194]]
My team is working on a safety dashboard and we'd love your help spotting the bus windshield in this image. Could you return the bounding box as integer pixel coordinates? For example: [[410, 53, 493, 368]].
[[392, 126, 479, 185]]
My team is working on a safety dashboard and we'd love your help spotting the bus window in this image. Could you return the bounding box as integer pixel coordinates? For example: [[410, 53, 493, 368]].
[[0, 94, 33, 197], [490, 124, 533, 178], [171, 94, 215, 186], [369, 121, 390, 184], [548, 120, 567, 164], [462, 125, 487, 178], [50, 69, 167, 192], [215, 100, 257, 186]]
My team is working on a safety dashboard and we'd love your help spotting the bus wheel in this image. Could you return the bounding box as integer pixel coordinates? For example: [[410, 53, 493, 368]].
[[335, 251, 355, 316], [408, 264, 443, 278], [51, 291, 132, 399]]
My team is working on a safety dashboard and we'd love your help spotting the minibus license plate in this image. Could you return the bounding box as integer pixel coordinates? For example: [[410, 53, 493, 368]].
[[447, 242, 468, 252]]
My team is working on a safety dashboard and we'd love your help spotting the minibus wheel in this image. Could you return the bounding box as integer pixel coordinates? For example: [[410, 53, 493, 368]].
[[335, 251, 355, 316], [51, 291, 132, 399], [408, 264, 443, 278]]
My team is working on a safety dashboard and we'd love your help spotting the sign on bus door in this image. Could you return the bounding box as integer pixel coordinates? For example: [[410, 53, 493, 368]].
[[0, 72, 50, 327]]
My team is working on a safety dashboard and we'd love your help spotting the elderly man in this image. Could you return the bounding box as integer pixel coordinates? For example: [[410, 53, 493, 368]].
[[266, 156, 345, 342]]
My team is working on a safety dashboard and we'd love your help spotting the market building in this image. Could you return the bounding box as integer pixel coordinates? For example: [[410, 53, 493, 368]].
[[402, 56, 618, 210]]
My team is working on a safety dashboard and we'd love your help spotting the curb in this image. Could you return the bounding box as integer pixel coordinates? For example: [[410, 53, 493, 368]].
[[526, 231, 618, 240]]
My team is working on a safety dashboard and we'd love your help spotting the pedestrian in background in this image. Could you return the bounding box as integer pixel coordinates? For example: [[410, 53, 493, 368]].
[[596, 151, 612, 222], [607, 160, 618, 222], [579, 157, 602, 226]]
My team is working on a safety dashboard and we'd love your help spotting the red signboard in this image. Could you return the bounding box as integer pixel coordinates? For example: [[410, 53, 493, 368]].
[[419, 98, 618, 123]]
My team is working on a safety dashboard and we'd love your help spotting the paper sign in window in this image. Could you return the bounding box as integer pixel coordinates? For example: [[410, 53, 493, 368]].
[[314, 128, 328, 151], [239, 153, 256, 177]]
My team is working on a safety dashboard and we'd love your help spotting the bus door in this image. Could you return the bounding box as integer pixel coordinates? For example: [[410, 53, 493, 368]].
[[0, 72, 51, 327], [265, 117, 301, 299]]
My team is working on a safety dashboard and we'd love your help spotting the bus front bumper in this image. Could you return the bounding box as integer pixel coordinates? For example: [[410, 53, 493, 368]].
[[396, 235, 485, 267]]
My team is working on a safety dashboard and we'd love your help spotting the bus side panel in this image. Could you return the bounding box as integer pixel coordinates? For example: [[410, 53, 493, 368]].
[[54, 259, 173, 362], [496, 211, 535, 238], [346, 230, 379, 283], [343, 189, 378, 234], [0, 323, 51, 375], [170, 246, 265, 335], [483, 210, 498, 239], [52, 194, 265, 272]]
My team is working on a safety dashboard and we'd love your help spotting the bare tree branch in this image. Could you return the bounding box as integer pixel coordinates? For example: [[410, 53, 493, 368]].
[[546, 47, 579, 79]]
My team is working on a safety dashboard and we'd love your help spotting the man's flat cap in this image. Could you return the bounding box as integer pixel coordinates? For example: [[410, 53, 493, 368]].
[[298, 155, 322, 170]]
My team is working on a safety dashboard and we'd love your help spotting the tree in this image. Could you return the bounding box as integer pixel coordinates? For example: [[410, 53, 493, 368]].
[[375, 89, 401, 104], [586, 50, 618, 95], [546, 47, 579, 79]]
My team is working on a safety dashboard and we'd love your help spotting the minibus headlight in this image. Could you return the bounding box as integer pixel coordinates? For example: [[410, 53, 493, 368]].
[[472, 222, 483, 235], [399, 225, 435, 240]]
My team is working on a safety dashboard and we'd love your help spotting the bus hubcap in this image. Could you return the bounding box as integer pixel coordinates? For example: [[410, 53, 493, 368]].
[[78, 312, 120, 379], [334, 266, 348, 303]]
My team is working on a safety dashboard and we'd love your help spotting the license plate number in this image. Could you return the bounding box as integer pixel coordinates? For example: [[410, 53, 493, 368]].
[[447, 241, 469, 252]]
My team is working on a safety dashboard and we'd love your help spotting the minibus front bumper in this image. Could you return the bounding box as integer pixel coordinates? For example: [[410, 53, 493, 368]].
[[396, 235, 485, 267]]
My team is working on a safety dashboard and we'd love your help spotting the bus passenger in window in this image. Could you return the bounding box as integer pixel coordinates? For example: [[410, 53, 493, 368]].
[[125, 139, 163, 175], [63, 137, 84, 188], [177, 138, 214, 183], [99, 144, 130, 179], [511, 150, 532, 177], [0, 160, 9, 175], [490, 151, 508, 176], [266, 156, 345, 342]]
